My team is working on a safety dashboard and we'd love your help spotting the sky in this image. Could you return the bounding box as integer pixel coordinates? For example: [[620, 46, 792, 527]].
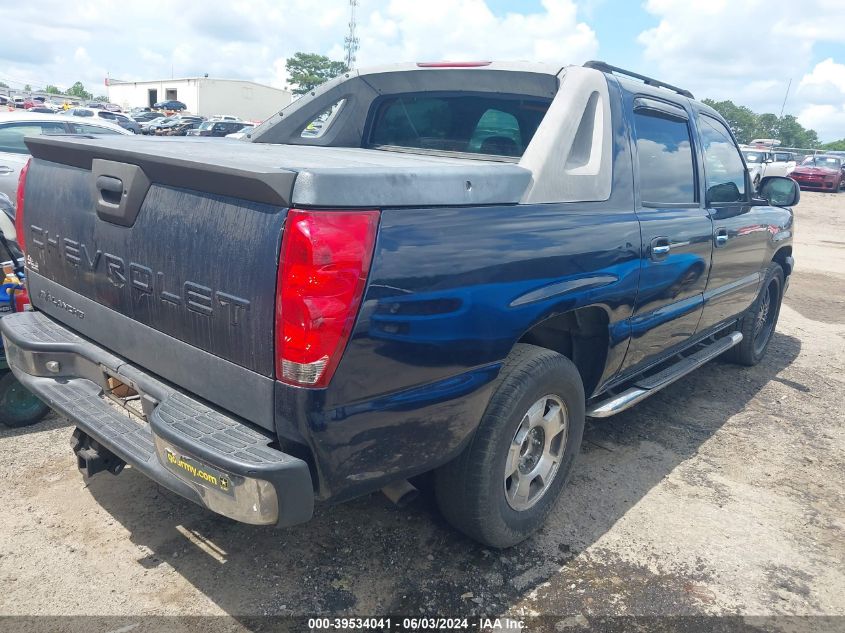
[[1, 0, 844, 141]]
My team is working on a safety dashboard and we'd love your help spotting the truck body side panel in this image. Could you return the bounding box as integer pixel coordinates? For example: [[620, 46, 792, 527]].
[[275, 79, 642, 498]]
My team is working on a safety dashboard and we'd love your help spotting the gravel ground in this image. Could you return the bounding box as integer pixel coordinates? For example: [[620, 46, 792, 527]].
[[0, 192, 843, 630]]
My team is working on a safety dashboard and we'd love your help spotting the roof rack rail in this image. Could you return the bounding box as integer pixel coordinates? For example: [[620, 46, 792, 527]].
[[583, 61, 694, 99]]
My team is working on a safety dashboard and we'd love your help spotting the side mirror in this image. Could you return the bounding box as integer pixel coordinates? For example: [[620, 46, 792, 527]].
[[759, 176, 800, 207]]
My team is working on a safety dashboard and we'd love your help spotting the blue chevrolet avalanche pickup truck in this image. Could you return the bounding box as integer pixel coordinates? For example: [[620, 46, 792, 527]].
[[1, 61, 797, 547]]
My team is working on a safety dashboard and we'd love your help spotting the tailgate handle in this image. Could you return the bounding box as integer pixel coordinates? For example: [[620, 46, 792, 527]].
[[96, 175, 124, 205], [92, 159, 151, 227]]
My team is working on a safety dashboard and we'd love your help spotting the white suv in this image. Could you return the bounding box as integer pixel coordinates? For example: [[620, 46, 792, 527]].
[[742, 148, 796, 189]]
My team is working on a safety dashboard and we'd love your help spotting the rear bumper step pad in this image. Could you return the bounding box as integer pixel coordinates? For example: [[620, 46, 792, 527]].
[[0, 310, 313, 527]]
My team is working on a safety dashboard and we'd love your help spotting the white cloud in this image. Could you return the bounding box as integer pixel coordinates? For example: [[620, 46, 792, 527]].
[[0, 0, 595, 96], [637, 0, 845, 140], [795, 59, 845, 140], [355, 0, 597, 66]]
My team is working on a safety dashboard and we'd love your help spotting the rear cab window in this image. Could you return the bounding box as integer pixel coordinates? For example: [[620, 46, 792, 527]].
[[366, 93, 551, 159]]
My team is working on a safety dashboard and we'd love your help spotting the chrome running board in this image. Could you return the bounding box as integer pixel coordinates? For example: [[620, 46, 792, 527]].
[[586, 331, 743, 418]]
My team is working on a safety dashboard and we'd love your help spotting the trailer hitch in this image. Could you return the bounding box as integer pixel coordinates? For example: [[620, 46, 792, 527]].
[[71, 428, 126, 478]]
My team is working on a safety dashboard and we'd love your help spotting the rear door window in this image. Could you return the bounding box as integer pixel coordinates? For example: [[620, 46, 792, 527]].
[[0, 121, 67, 154], [367, 93, 551, 158], [633, 110, 697, 205]]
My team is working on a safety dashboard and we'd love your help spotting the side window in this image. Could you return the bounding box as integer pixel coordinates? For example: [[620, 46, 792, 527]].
[[633, 110, 696, 205], [301, 98, 345, 139], [71, 123, 122, 135], [0, 122, 66, 153], [699, 115, 746, 203]]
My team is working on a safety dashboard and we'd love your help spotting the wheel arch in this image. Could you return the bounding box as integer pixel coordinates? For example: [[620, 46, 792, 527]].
[[515, 306, 610, 398], [772, 244, 793, 277]]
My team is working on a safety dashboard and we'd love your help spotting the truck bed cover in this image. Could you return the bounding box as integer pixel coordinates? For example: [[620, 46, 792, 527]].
[[26, 135, 533, 208]]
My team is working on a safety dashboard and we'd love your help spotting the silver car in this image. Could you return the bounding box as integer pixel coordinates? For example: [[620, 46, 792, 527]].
[[0, 112, 131, 202]]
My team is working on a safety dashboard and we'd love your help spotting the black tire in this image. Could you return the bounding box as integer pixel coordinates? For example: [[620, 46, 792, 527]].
[[725, 262, 784, 366], [0, 371, 50, 428], [435, 344, 585, 548]]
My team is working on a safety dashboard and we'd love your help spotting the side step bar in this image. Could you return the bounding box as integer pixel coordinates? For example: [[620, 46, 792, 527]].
[[587, 332, 743, 418]]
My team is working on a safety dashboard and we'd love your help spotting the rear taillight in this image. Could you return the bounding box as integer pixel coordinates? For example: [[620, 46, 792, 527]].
[[15, 158, 30, 253], [275, 209, 379, 387]]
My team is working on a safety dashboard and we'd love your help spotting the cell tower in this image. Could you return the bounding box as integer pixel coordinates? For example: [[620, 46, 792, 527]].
[[344, 0, 360, 69]]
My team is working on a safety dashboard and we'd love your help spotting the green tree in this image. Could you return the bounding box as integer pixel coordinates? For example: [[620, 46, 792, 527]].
[[66, 81, 92, 101], [752, 113, 780, 141], [820, 138, 845, 151], [0, 82, 8, 89], [702, 99, 757, 144], [23, 83, 32, 92], [44, 85, 61, 94], [286, 52, 348, 95], [93, 95, 108, 102], [703, 98, 820, 148], [777, 114, 818, 148]]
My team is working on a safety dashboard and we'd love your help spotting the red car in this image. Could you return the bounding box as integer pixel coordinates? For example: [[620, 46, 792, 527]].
[[790, 155, 844, 192]]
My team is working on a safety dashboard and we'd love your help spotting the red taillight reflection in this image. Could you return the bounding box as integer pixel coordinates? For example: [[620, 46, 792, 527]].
[[275, 209, 379, 387], [14, 158, 30, 253]]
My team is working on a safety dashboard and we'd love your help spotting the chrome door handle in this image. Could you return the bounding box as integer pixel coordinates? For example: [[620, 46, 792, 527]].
[[0, 166, 14, 175], [715, 228, 729, 247], [650, 236, 671, 259]]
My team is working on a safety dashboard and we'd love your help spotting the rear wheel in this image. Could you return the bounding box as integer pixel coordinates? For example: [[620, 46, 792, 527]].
[[0, 371, 50, 428], [435, 344, 585, 548], [725, 263, 784, 366]]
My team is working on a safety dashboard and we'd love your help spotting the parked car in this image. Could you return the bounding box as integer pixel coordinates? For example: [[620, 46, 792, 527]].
[[741, 149, 796, 189], [209, 114, 240, 121], [153, 119, 185, 135], [789, 155, 844, 192], [4, 61, 798, 548], [186, 120, 246, 137], [0, 96, 10, 107], [14, 97, 35, 110], [225, 124, 255, 139], [103, 103, 122, 112], [130, 111, 164, 123], [26, 107, 56, 114], [63, 107, 140, 134], [162, 121, 202, 136], [139, 117, 172, 134], [0, 111, 130, 201], [152, 100, 187, 111]]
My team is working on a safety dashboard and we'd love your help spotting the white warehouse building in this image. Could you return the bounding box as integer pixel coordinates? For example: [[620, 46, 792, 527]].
[[106, 77, 292, 121]]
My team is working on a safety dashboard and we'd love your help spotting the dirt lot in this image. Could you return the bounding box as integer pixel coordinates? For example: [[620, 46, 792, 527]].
[[1, 192, 843, 630]]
